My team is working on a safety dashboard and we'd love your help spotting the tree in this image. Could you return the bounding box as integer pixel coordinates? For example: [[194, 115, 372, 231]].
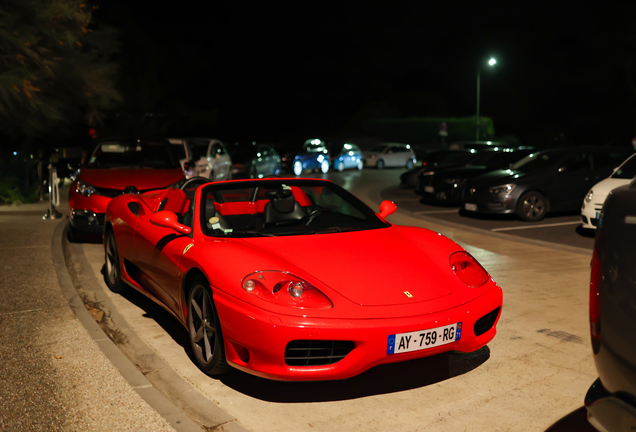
[[0, 0, 122, 142]]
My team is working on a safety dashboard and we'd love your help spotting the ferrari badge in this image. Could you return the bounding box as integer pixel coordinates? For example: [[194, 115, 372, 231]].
[[183, 244, 193, 255], [404, 291, 414, 298]]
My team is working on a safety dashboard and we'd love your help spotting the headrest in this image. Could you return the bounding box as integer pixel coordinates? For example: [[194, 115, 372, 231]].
[[266, 189, 295, 213]]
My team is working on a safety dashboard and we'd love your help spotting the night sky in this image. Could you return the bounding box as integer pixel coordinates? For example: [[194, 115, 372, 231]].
[[93, 1, 636, 148]]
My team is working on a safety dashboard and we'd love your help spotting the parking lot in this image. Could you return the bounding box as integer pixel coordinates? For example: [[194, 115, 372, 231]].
[[59, 168, 599, 431]]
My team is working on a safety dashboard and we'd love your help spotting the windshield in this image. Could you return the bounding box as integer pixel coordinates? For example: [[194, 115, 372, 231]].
[[199, 179, 389, 237], [88, 140, 180, 168], [467, 150, 533, 169], [226, 142, 259, 163], [370, 145, 389, 152], [510, 151, 564, 172], [611, 154, 636, 179]]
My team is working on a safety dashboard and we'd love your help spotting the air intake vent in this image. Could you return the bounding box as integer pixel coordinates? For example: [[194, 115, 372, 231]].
[[474, 307, 500, 336], [284, 340, 355, 366]]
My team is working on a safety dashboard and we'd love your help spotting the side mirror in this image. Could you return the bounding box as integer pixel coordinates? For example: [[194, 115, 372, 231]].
[[379, 200, 397, 219], [150, 211, 191, 235], [557, 165, 571, 174]]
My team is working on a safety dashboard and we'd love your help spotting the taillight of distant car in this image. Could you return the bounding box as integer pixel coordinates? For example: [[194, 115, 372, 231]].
[[590, 248, 602, 353], [449, 251, 489, 288]]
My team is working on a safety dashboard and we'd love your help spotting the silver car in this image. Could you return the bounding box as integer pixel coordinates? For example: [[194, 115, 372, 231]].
[[362, 143, 417, 170]]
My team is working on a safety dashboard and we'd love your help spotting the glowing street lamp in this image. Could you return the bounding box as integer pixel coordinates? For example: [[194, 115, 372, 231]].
[[476, 57, 497, 140]]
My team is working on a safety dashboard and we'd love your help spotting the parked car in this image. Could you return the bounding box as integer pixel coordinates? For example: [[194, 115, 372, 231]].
[[103, 177, 502, 380], [402, 150, 480, 189], [331, 142, 363, 171], [581, 151, 636, 229], [168, 138, 197, 178], [227, 141, 282, 179], [280, 138, 331, 176], [419, 148, 534, 205], [448, 140, 503, 151], [585, 180, 636, 431], [363, 143, 417, 169], [68, 138, 185, 239], [461, 146, 631, 221], [186, 138, 232, 181]]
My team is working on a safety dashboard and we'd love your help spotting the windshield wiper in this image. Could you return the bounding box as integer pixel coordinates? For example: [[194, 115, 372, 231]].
[[310, 226, 362, 234], [231, 230, 275, 237]]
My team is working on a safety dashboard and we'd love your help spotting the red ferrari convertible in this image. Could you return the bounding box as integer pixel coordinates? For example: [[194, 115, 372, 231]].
[[103, 177, 502, 381]]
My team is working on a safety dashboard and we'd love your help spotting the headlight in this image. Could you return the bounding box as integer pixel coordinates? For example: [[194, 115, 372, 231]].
[[585, 190, 594, 203], [449, 251, 489, 288], [489, 184, 516, 195], [241, 271, 333, 309], [75, 180, 96, 196]]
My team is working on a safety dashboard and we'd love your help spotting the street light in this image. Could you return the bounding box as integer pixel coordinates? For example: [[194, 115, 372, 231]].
[[476, 57, 497, 140]]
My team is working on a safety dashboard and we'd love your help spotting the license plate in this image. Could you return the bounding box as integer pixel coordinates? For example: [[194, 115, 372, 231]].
[[424, 186, 434, 193], [464, 203, 478, 211], [387, 323, 462, 355]]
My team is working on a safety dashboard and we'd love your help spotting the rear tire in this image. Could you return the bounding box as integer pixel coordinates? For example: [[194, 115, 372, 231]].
[[376, 159, 385, 170], [357, 160, 363, 170], [406, 159, 414, 169], [516, 191, 548, 221], [337, 161, 345, 172], [187, 277, 229, 377], [104, 230, 127, 293], [293, 160, 303, 176]]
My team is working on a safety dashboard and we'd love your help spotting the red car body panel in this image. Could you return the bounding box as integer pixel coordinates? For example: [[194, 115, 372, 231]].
[[105, 179, 503, 381]]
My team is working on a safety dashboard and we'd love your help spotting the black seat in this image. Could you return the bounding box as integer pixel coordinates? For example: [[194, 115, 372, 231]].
[[263, 189, 307, 227]]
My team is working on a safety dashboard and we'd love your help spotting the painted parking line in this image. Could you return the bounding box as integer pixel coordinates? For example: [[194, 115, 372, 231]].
[[414, 209, 460, 214], [491, 220, 581, 232]]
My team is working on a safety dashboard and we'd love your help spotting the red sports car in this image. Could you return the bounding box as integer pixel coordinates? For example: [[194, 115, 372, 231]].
[[68, 138, 185, 239], [103, 177, 502, 381]]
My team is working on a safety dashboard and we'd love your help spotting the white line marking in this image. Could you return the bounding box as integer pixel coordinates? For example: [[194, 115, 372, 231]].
[[414, 209, 460, 214], [625, 216, 636, 224], [491, 221, 581, 231]]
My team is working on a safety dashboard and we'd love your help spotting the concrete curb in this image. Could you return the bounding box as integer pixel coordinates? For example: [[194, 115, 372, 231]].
[[52, 220, 249, 432], [368, 185, 593, 257]]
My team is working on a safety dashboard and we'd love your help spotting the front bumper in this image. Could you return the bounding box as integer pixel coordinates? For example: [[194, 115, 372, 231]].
[[461, 198, 516, 215], [213, 285, 502, 381], [581, 203, 601, 229], [585, 378, 636, 432], [68, 188, 112, 233]]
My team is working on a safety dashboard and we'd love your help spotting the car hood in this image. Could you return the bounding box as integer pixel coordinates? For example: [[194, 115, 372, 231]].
[[469, 168, 532, 186], [78, 168, 184, 190], [589, 177, 632, 200], [241, 227, 454, 306]]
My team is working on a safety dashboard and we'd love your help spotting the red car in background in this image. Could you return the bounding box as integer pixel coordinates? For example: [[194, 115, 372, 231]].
[[103, 177, 502, 381], [69, 138, 185, 240]]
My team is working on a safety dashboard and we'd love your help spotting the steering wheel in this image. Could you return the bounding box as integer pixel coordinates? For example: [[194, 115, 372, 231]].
[[302, 207, 334, 225], [180, 176, 210, 196]]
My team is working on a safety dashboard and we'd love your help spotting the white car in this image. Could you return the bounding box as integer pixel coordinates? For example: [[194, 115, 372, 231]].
[[362, 143, 417, 169], [186, 138, 232, 181], [168, 138, 197, 178], [581, 152, 636, 229]]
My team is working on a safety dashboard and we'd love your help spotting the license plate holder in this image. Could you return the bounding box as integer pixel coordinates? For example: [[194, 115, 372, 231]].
[[387, 323, 462, 355], [464, 203, 478, 211]]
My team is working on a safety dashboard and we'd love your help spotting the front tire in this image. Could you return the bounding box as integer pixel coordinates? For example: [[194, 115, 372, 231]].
[[376, 159, 385, 170], [406, 159, 414, 169], [516, 191, 548, 221], [104, 229, 127, 293], [337, 160, 345, 172], [187, 278, 229, 377]]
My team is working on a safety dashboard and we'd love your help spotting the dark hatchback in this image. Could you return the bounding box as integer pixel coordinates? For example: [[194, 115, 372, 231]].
[[461, 146, 631, 221], [227, 141, 282, 179], [586, 180, 636, 431], [419, 149, 534, 205]]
